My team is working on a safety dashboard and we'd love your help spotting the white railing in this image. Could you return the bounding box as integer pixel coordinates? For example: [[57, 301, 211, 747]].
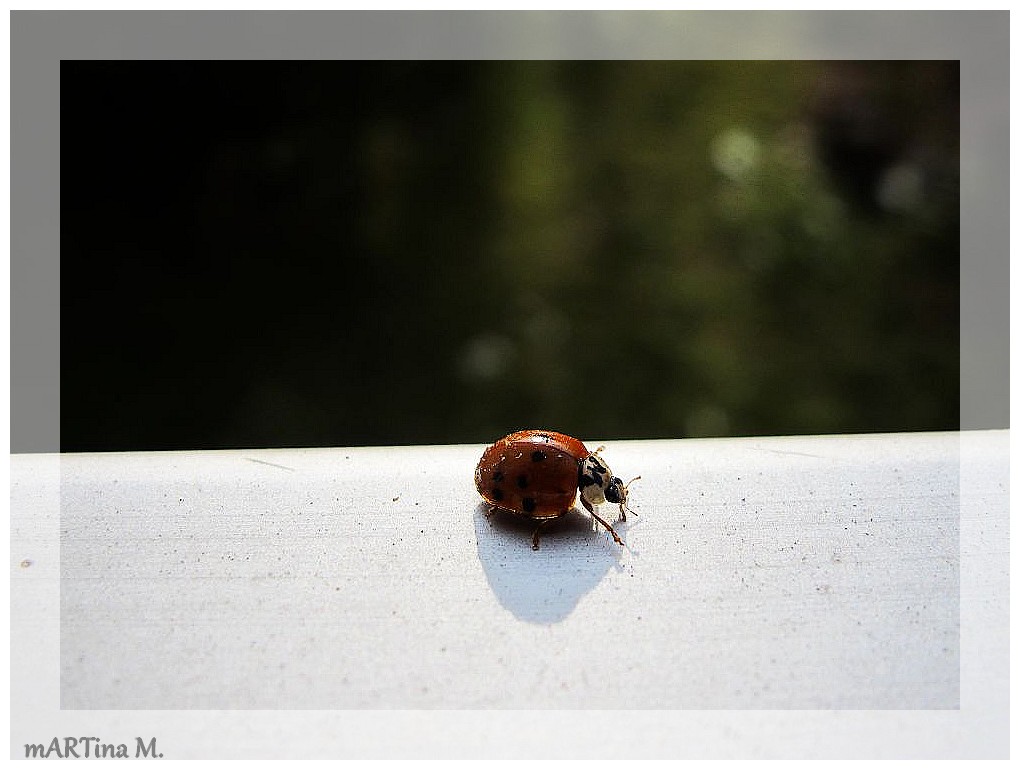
[[10, 429, 1007, 758]]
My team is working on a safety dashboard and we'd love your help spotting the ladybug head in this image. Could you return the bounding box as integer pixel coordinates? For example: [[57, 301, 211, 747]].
[[578, 450, 639, 518], [604, 476, 627, 505], [604, 474, 640, 518]]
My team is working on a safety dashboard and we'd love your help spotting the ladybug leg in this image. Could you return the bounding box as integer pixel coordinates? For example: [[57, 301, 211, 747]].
[[589, 510, 625, 547], [579, 493, 624, 545], [531, 519, 552, 550]]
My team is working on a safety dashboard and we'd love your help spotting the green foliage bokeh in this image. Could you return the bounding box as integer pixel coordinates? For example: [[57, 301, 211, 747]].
[[62, 60, 959, 450]]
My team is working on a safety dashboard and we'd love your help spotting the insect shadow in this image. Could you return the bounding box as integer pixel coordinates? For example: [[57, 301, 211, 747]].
[[473, 502, 628, 625]]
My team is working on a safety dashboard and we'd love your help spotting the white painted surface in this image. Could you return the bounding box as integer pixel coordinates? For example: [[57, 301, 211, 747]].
[[10, 431, 1008, 757]]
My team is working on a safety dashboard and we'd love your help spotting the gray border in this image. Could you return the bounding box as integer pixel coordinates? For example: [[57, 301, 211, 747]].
[[10, 8, 1008, 759]]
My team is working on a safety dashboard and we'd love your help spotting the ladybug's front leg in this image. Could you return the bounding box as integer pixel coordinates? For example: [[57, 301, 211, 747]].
[[590, 511, 625, 546], [580, 496, 625, 546]]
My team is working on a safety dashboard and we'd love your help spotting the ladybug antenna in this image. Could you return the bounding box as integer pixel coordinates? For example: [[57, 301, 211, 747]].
[[620, 475, 641, 518]]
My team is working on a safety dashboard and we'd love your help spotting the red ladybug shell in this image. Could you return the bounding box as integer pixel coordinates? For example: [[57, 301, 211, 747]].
[[474, 429, 590, 519]]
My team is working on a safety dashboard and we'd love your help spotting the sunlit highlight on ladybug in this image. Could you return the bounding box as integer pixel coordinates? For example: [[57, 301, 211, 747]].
[[474, 429, 639, 550]]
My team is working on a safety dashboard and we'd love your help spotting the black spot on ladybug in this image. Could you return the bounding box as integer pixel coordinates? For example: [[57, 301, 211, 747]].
[[491, 487, 504, 501], [522, 497, 537, 513], [492, 470, 504, 483], [516, 474, 529, 489], [589, 455, 607, 472], [531, 451, 547, 462], [579, 473, 597, 489]]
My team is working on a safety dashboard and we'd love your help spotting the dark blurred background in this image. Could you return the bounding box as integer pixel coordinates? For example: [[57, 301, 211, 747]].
[[60, 60, 959, 452]]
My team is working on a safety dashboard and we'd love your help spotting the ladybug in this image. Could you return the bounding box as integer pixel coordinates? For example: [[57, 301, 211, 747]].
[[474, 429, 639, 550]]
